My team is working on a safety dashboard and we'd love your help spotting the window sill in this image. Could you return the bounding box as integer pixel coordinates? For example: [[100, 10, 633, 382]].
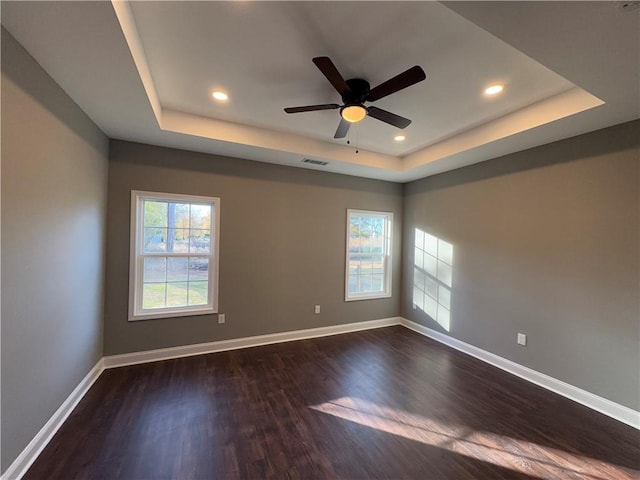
[[345, 293, 392, 302], [128, 308, 217, 322]]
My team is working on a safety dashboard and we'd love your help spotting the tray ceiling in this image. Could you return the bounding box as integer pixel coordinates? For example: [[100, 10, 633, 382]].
[[2, 1, 638, 181]]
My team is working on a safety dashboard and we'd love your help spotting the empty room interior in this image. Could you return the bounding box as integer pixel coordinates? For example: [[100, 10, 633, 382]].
[[1, 1, 639, 479]]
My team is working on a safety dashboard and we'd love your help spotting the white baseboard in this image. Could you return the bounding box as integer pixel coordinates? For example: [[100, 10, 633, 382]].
[[4, 315, 637, 480], [1, 359, 105, 480], [400, 317, 640, 430], [103, 317, 402, 369], [2, 318, 399, 480]]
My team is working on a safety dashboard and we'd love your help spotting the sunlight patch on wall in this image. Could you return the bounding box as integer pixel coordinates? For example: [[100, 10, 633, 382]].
[[413, 229, 453, 331], [310, 397, 627, 480]]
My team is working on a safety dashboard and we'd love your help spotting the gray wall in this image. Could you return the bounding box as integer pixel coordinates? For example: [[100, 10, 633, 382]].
[[2, 21, 637, 473], [1, 28, 109, 472], [402, 120, 640, 410], [105, 141, 403, 355]]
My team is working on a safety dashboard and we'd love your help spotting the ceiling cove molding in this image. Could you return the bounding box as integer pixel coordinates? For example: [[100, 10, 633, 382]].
[[160, 109, 402, 171], [111, 0, 162, 126], [401, 86, 604, 171], [110, 0, 605, 176]]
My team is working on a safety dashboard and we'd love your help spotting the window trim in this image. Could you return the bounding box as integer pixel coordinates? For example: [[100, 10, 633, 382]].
[[128, 190, 220, 321], [345, 209, 393, 302]]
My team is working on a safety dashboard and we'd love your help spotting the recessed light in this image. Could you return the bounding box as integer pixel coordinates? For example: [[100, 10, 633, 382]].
[[212, 91, 229, 101], [484, 84, 504, 96], [394, 134, 407, 142]]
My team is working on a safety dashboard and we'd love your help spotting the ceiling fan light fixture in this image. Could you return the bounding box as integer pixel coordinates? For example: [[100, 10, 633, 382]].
[[341, 105, 367, 123]]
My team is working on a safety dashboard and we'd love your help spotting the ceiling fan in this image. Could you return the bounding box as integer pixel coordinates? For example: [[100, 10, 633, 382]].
[[284, 56, 426, 139]]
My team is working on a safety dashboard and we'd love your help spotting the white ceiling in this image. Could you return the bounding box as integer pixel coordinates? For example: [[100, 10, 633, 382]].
[[2, 1, 638, 182]]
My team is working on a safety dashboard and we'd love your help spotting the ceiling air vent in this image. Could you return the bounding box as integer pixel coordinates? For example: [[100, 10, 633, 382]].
[[302, 158, 329, 166], [618, 1, 639, 10]]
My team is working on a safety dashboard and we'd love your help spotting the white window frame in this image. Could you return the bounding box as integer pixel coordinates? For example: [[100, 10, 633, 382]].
[[345, 209, 393, 301], [129, 190, 220, 321]]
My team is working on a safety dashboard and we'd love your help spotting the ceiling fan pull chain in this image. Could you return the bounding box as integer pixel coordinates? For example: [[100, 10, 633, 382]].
[[355, 123, 359, 154]]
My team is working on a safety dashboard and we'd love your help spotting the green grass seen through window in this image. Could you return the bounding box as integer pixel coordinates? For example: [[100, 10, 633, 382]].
[[143, 281, 208, 309]]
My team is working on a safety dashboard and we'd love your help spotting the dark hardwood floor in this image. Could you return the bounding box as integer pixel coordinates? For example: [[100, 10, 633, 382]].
[[25, 326, 639, 479]]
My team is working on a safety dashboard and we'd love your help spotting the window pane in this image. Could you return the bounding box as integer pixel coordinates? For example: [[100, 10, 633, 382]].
[[167, 282, 188, 307], [188, 281, 208, 305], [167, 228, 189, 253], [359, 261, 373, 275], [371, 255, 384, 274], [190, 204, 211, 229], [167, 257, 188, 282], [349, 235, 362, 253], [371, 274, 383, 292], [361, 235, 371, 253], [370, 234, 384, 254], [348, 259, 360, 275], [359, 274, 373, 292], [168, 203, 190, 229], [144, 257, 166, 283], [190, 229, 210, 253], [350, 215, 360, 232], [144, 227, 167, 252], [143, 283, 166, 309], [144, 201, 167, 227], [189, 257, 209, 281], [348, 275, 358, 294], [374, 217, 384, 235], [359, 216, 373, 235], [349, 257, 369, 272]]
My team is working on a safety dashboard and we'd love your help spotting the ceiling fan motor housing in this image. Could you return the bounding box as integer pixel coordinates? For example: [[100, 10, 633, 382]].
[[343, 78, 370, 106]]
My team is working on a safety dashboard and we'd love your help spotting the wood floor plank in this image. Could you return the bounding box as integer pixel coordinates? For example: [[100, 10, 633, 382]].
[[24, 326, 639, 479]]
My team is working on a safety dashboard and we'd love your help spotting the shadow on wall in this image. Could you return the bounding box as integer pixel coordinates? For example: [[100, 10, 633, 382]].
[[412, 228, 453, 331], [1, 28, 106, 155]]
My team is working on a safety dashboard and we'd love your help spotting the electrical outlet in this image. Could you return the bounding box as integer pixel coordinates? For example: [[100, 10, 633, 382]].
[[218, 313, 225, 324], [412, 303, 417, 310], [517, 333, 527, 346], [314, 305, 321, 314]]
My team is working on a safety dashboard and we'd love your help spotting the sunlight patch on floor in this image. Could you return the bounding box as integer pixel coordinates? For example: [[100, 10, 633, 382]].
[[310, 396, 634, 480]]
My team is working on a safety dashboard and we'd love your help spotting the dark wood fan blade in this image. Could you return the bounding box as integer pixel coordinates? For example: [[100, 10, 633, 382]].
[[367, 106, 412, 129], [334, 118, 351, 139], [284, 104, 340, 114], [313, 57, 350, 97], [367, 66, 426, 102]]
